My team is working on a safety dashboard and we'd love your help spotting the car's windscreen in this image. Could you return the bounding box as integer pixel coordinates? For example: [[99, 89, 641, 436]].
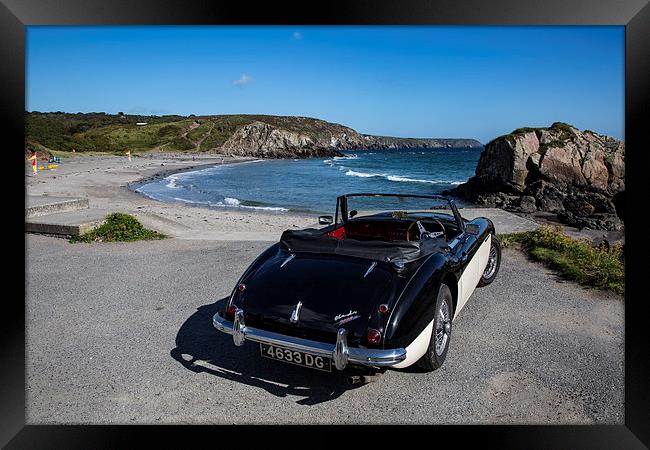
[[344, 195, 455, 221]]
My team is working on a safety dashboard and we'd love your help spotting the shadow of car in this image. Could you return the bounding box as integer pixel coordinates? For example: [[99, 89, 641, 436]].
[[170, 298, 371, 406]]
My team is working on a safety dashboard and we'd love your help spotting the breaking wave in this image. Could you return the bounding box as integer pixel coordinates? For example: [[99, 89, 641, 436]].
[[165, 175, 181, 188], [170, 195, 288, 211], [345, 169, 379, 178], [345, 169, 463, 185]]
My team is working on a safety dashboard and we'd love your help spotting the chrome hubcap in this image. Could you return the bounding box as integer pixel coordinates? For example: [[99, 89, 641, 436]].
[[483, 245, 498, 279], [435, 300, 451, 356]]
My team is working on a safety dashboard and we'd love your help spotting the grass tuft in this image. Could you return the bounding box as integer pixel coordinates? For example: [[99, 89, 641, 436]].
[[498, 226, 624, 294], [70, 213, 167, 243]]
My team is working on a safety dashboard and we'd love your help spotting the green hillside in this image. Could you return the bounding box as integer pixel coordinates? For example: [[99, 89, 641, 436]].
[[25, 111, 482, 158], [25, 112, 256, 154]]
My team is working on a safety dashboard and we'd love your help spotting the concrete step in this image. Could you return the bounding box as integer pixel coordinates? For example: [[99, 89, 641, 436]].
[[133, 211, 192, 236], [26, 196, 89, 218], [25, 208, 109, 236]]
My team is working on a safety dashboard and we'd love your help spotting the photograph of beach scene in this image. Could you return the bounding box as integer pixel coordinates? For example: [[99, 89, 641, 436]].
[[26, 26, 624, 424]]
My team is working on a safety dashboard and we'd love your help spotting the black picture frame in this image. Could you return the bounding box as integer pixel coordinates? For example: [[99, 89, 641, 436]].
[[3, 0, 648, 447]]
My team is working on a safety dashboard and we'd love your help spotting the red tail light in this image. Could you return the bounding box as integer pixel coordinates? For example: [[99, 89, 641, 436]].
[[226, 284, 245, 320], [378, 304, 389, 314], [226, 303, 237, 320], [366, 329, 382, 344]]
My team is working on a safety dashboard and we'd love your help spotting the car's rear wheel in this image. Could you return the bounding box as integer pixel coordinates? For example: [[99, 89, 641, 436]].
[[416, 283, 453, 372], [478, 236, 501, 287]]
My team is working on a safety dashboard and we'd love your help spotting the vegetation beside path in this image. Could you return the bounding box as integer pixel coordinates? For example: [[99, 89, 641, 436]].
[[498, 226, 624, 294], [70, 213, 167, 243]]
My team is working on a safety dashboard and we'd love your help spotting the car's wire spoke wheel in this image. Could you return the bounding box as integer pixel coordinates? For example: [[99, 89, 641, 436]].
[[483, 245, 498, 279], [416, 283, 453, 372], [478, 236, 501, 288], [435, 300, 451, 356]]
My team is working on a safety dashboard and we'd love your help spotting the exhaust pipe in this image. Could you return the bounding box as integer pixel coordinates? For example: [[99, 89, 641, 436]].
[[347, 374, 382, 385]]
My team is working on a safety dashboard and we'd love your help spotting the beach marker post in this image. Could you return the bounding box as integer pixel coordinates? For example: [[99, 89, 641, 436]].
[[28, 152, 37, 175]]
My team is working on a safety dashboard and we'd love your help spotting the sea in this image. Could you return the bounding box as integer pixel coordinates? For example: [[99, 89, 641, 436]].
[[134, 147, 482, 214]]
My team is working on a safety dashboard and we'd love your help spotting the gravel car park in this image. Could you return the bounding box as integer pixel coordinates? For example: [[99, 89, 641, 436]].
[[26, 235, 623, 424]]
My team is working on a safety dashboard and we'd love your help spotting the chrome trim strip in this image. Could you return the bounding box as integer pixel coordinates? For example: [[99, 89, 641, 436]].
[[280, 253, 295, 268], [289, 301, 302, 324], [213, 312, 407, 369], [363, 261, 377, 278]]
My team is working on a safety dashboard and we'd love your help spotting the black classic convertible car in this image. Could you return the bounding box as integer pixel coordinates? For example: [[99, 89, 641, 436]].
[[213, 193, 501, 376]]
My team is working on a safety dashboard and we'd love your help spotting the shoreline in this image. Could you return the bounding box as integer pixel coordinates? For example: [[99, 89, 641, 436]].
[[126, 155, 258, 190], [25, 152, 322, 240], [28, 151, 617, 242], [127, 156, 320, 221]]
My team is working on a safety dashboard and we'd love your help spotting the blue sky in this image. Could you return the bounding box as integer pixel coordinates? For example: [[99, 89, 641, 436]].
[[26, 26, 624, 143]]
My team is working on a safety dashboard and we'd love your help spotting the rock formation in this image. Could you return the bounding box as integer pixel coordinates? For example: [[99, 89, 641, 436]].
[[220, 121, 347, 158], [218, 119, 482, 158], [448, 123, 625, 230]]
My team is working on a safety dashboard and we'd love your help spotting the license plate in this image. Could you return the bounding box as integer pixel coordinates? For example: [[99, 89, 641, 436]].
[[260, 343, 332, 372]]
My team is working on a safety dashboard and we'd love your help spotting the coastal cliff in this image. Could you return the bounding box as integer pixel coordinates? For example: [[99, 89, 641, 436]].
[[363, 135, 482, 149], [25, 112, 482, 159], [221, 121, 341, 158], [448, 123, 625, 230]]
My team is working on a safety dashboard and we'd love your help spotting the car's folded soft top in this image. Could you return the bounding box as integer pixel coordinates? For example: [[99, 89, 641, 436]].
[[280, 228, 446, 263]]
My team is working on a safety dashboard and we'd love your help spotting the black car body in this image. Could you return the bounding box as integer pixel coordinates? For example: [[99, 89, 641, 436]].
[[213, 193, 501, 373]]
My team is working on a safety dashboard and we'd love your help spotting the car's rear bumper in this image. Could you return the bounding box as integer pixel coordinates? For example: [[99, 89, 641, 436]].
[[213, 309, 407, 370]]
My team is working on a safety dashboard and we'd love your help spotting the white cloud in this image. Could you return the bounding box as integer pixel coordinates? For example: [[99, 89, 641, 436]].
[[232, 74, 254, 86], [292, 31, 303, 40]]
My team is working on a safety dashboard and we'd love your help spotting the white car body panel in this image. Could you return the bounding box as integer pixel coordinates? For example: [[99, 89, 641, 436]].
[[392, 319, 434, 368], [454, 233, 491, 320]]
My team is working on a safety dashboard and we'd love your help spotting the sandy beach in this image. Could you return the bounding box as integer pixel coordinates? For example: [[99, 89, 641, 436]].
[[26, 152, 320, 240]]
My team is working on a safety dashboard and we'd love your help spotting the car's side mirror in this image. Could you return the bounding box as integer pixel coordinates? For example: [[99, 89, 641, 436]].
[[318, 215, 334, 225], [466, 223, 480, 235], [349, 210, 358, 218]]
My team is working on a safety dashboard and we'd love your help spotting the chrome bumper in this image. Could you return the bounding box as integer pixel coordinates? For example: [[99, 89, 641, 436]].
[[212, 309, 407, 370]]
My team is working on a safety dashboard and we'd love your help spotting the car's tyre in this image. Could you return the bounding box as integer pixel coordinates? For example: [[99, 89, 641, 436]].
[[477, 235, 501, 287], [416, 283, 453, 372]]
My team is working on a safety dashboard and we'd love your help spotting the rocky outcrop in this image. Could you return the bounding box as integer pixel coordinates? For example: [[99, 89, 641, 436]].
[[448, 123, 625, 230], [219, 119, 483, 158], [220, 121, 347, 158]]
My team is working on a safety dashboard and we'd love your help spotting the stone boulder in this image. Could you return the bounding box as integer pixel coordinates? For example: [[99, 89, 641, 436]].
[[449, 123, 625, 230]]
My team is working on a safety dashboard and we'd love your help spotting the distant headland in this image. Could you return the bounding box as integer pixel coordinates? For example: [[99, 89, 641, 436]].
[[25, 112, 483, 159]]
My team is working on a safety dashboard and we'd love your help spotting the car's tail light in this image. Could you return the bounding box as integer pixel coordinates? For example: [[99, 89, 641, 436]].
[[366, 329, 382, 344], [378, 304, 389, 314], [226, 303, 237, 320], [226, 284, 246, 320]]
